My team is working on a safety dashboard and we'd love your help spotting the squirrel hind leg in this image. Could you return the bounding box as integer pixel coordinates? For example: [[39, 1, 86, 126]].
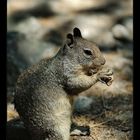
[[43, 130, 64, 140], [30, 130, 65, 140]]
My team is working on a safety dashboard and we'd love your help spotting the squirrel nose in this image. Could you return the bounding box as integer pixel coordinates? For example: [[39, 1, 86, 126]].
[[93, 57, 106, 66]]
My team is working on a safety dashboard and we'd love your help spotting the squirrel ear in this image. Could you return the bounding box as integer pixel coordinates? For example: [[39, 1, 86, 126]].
[[66, 33, 74, 47], [73, 27, 82, 38]]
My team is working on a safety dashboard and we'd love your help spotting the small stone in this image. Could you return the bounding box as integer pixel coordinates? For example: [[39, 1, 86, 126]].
[[74, 96, 93, 113], [112, 24, 130, 40]]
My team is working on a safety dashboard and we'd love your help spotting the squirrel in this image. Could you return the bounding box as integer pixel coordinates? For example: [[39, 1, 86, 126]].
[[14, 27, 113, 140]]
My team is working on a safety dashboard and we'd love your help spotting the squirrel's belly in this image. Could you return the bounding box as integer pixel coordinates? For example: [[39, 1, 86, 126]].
[[52, 96, 71, 140]]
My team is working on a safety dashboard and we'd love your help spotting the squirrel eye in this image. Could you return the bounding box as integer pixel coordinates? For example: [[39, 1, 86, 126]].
[[83, 48, 92, 56]]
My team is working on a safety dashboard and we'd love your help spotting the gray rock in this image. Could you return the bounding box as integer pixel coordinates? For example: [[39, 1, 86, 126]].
[[10, 17, 48, 40], [7, 32, 28, 103], [74, 96, 93, 113], [112, 24, 131, 41], [123, 17, 133, 41]]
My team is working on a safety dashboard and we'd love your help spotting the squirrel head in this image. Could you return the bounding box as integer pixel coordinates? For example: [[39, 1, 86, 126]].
[[62, 27, 106, 73]]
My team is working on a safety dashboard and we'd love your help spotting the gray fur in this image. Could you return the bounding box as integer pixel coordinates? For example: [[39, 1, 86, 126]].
[[14, 27, 113, 140]]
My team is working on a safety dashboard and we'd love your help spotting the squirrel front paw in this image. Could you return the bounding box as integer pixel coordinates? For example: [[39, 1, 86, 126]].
[[97, 68, 113, 86]]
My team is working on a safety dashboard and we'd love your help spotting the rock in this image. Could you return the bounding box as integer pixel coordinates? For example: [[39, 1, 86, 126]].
[[97, 31, 116, 50], [71, 14, 117, 50], [7, 32, 29, 103], [104, 52, 132, 72], [49, 0, 98, 13], [8, 0, 55, 21], [9, 17, 48, 40], [16, 38, 59, 64], [123, 17, 133, 41], [74, 96, 93, 113], [112, 24, 130, 41], [73, 14, 115, 40]]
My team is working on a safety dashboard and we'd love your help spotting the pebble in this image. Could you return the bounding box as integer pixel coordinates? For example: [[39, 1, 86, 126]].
[[74, 96, 93, 113], [112, 24, 130, 41]]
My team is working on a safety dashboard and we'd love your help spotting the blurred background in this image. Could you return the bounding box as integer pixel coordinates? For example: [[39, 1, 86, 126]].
[[7, 0, 133, 140]]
